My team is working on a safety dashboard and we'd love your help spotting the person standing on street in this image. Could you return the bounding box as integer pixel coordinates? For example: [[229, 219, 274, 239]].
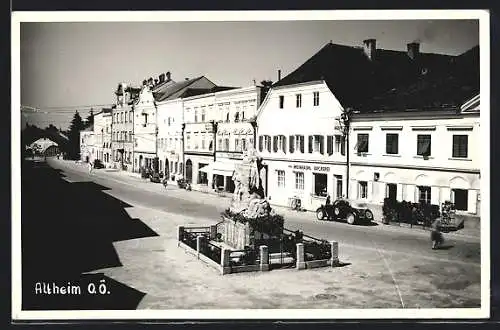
[[88, 160, 93, 175]]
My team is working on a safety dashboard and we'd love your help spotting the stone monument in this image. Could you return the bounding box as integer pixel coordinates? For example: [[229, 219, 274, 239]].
[[221, 146, 283, 249]]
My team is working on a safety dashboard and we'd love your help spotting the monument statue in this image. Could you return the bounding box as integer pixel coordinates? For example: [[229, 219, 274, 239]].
[[229, 146, 275, 219]]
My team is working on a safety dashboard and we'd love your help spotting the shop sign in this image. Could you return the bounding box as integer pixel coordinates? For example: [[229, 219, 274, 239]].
[[289, 164, 330, 172], [218, 152, 243, 160]]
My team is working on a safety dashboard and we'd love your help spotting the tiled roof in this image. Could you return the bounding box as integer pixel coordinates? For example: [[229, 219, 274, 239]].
[[273, 42, 455, 109], [152, 76, 205, 102], [358, 45, 479, 113], [180, 86, 238, 99]]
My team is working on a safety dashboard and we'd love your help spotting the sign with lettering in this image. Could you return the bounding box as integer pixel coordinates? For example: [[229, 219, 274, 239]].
[[288, 164, 330, 172], [218, 152, 243, 160]]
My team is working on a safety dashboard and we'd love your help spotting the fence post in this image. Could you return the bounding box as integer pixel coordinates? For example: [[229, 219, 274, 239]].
[[220, 248, 231, 275], [196, 235, 203, 259], [259, 245, 269, 272], [210, 225, 217, 240], [296, 243, 306, 270], [330, 241, 339, 266], [177, 226, 184, 247]]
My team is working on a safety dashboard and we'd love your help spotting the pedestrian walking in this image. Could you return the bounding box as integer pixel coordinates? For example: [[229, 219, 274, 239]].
[[88, 161, 93, 175]]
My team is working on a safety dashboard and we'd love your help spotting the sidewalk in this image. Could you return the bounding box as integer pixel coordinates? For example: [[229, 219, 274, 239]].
[[53, 159, 481, 240]]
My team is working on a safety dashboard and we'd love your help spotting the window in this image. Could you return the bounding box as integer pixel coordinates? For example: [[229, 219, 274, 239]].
[[249, 137, 254, 148], [209, 140, 213, 151], [129, 131, 132, 142], [313, 91, 319, 106], [296, 94, 302, 108], [293, 135, 304, 153], [201, 138, 205, 150], [194, 135, 199, 149], [264, 135, 271, 152], [314, 173, 328, 197], [124, 132, 127, 141], [226, 112, 230, 122], [242, 138, 247, 151], [235, 112, 240, 122], [277, 170, 285, 188], [169, 138, 173, 148], [125, 111, 128, 122], [218, 138, 223, 151], [186, 135, 191, 149], [224, 138, 230, 151], [235, 138, 241, 152], [452, 189, 468, 211], [327, 135, 334, 155], [168, 117, 171, 126], [274, 135, 286, 153], [295, 172, 304, 190], [201, 109, 206, 122], [120, 113, 123, 123], [335, 135, 345, 155], [129, 112, 132, 122], [356, 134, 369, 153], [242, 110, 245, 120], [309, 135, 324, 154], [198, 163, 208, 185], [194, 110, 198, 123], [358, 181, 368, 199], [143, 113, 148, 127], [335, 175, 343, 199], [452, 135, 468, 158], [418, 186, 431, 204], [417, 134, 431, 156], [279, 95, 284, 109], [386, 133, 399, 154]]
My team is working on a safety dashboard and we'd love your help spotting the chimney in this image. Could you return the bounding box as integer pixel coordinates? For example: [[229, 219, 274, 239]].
[[159, 73, 165, 83], [363, 39, 376, 60], [407, 42, 420, 60], [278, 69, 281, 81], [166, 71, 171, 81]]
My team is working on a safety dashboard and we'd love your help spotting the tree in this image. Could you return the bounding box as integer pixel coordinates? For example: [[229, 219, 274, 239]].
[[84, 108, 94, 129], [67, 111, 85, 160]]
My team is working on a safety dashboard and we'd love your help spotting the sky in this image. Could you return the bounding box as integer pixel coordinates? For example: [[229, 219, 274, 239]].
[[20, 18, 479, 130]]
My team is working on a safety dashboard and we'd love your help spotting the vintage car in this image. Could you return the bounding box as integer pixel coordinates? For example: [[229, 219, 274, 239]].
[[316, 199, 374, 225], [92, 159, 105, 169]]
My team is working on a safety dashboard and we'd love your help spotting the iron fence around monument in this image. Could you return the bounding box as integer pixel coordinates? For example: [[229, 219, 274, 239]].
[[199, 239, 222, 264], [180, 226, 211, 250]]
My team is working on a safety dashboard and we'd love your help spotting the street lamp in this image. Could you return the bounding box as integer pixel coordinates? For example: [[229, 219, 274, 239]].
[[337, 108, 353, 199]]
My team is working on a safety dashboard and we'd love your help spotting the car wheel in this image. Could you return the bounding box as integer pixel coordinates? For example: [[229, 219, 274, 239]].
[[316, 208, 325, 220], [365, 210, 374, 221], [346, 213, 356, 225]]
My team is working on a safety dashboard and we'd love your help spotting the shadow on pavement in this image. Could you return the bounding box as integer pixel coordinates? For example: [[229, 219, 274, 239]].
[[21, 160, 157, 310]]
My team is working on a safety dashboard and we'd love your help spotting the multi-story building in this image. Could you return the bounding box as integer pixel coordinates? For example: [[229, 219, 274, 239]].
[[133, 73, 216, 173], [93, 108, 113, 166], [349, 46, 480, 217], [111, 82, 140, 171], [157, 98, 184, 181], [79, 126, 94, 162], [256, 40, 457, 212], [209, 86, 262, 192]]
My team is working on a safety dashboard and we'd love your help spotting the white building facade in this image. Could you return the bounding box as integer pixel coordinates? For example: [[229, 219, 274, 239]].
[[133, 85, 157, 171], [157, 98, 184, 181], [349, 98, 480, 216], [79, 129, 95, 162], [256, 81, 347, 211], [93, 110, 113, 166]]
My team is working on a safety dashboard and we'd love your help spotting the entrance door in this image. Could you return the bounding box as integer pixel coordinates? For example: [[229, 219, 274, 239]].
[[165, 157, 169, 178], [334, 175, 343, 200], [185, 159, 193, 183], [387, 183, 397, 201]]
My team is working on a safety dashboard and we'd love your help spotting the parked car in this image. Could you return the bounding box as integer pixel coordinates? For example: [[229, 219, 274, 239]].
[[177, 178, 192, 190], [93, 159, 105, 169], [316, 199, 374, 225], [149, 172, 162, 183]]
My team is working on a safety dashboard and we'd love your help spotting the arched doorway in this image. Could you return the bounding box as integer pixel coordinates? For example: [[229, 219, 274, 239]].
[[185, 159, 193, 183], [164, 157, 169, 178]]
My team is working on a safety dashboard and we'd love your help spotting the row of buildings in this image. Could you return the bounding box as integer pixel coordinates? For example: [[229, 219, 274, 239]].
[[80, 39, 480, 217]]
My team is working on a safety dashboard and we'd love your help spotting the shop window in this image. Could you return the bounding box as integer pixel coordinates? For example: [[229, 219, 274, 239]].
[[417, 186, 431, 204], [296, 94, 302, 108], [358, 181, 368, 199], [417, 134, 431, 156], [294, 172, 304, 190], [356, 134, 369, 153], [386, 133, 399, 154], [335, 175, 343, 199], [452, 189, 468, 211], [452, 135, 468, 158], [198, 163, 208, 185], [277, 170, 285, 188], [386, 183, 397, 201], [314, 173, 328, 197]]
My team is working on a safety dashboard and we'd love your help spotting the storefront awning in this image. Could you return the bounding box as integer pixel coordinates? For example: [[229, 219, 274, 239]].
[[198, 161, 235, 176]]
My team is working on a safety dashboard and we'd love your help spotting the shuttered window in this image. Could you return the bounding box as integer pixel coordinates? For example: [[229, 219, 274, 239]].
[[289, 135, 295, 153], [327, 135, 334, 155], [452, 135, 468, 158]]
